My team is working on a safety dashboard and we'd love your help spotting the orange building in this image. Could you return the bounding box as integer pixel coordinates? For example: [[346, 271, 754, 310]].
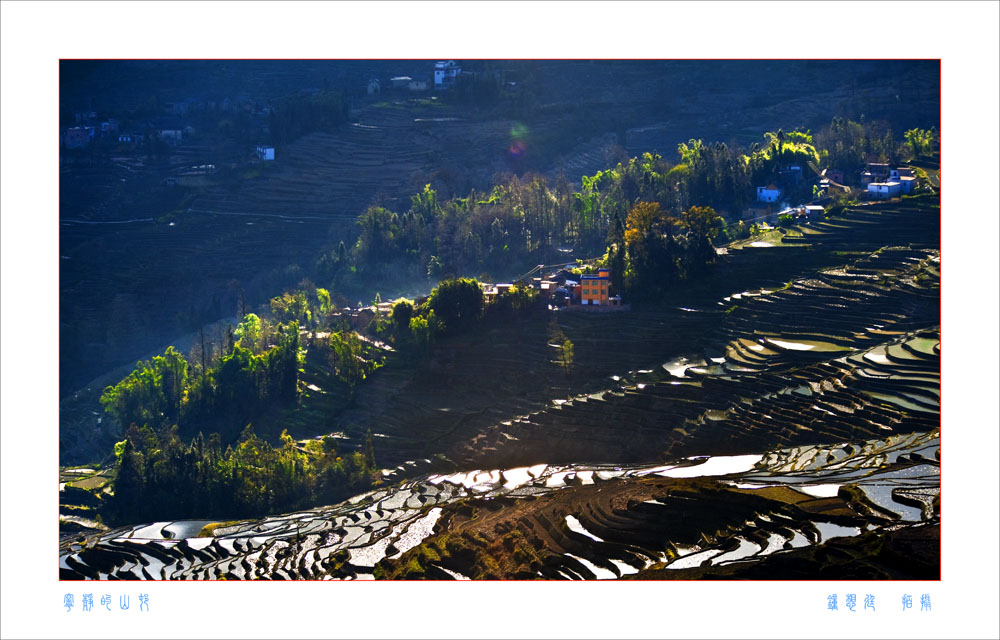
[[580, 268, 610, 305]]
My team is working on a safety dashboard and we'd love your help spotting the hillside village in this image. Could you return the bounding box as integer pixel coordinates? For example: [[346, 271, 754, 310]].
[[62, 60, 473, 165], [744, 160, 930, 229]]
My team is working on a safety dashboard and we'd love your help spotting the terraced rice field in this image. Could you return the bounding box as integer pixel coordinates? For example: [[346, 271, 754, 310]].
[[60, 195, 941, 579], [59, 428, 938, 580]]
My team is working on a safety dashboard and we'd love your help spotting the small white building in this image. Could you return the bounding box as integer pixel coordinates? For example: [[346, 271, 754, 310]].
[[367, 78, 380, 95], [756, 184, 783, 203], [868, 181, 901, 199], [390, 76, 412, 89], [434, 60, 461, 88], [256, 145, 275, 161], [804, 205, 825, 218], [408, 79, 428, 92], [890, 168, 917, 194]]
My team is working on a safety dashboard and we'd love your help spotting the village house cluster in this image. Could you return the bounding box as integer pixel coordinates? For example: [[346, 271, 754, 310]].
[[744, 161, 923, 226], [484, 266, 625, 311], [367, 60, 462, 96], [61, 93, 274, 153]]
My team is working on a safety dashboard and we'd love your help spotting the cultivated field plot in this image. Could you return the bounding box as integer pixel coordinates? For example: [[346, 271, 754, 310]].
[[61, 195, 941, 580]]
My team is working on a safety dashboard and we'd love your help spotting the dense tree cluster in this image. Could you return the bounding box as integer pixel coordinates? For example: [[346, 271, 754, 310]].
[[328, 120, 907, 293], [813, 117, 906, 177], [101, 314, 301, 441], [903, 127, 937, 158], [609, 202, 725, 298], [110, 424, 377, 523]]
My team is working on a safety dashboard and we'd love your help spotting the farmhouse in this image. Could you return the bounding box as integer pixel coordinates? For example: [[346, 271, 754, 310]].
[[256, 145, 275, 161], [789, 205, 825, 219], [867, 181, 901, 199], [890, 168, 918, 194], [434, 61, 461, 88], [756, 184, 782, 203]]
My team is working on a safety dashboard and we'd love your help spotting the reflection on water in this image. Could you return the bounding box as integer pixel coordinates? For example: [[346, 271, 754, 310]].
[[565, 515, 604, 542], [655, 454, 763, 479], [798, 484, 842, 497], [564, 553, 617, 579], [711, 537, 759, 565], [815, 522, 860, 543], [666, 548, 723, 570], [63, 428, 939, 581]]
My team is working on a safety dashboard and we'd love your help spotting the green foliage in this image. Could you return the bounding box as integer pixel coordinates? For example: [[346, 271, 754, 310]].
[[423, 278, 484, 335], [558, 339, 574, 372], [320, 330, 376, 390], [234, 313, 265, 354], [336, 122, 898, 288], [100, 346, 189, 429], [904, 128, 936, 157], [107, 423, 377, 523], [619, 202, 723, 297], [487, 283, 539, 319], [784, 130, 813, 145], [408, 315, 434, 354], [390, 298, 414, 332], [411, 184, 441, 222], [315, 288, 332, 315], [777, 213, 795, 227], [354, 206, 398, 274], [270, 291, 311, 327], [426, 255, 444, 279], [814, 117, 899, 178], [102, 316, 301, 441]]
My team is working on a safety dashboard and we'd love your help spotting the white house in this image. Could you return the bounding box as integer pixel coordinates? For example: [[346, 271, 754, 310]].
[[256, 145, 275, 161], [756, 184, 782, 203], [890, 168, 917, 194], [434, 60, 461, 88], [867, 181, 901, 199], [408, 79, 428, 91], [898, 176, 917, 193]]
